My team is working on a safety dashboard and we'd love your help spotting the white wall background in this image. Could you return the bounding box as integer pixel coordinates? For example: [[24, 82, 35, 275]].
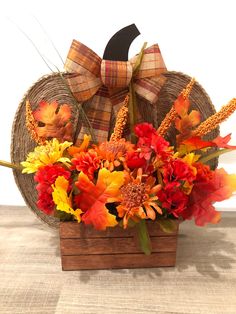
[[0, 0, 235, 210]]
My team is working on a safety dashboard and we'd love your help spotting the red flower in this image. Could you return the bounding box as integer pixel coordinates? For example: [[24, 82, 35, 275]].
[[71, 149, 100, 180], [151, 133, 170, 159], [194, 162, 213, 182], [134, 123, 156, 143], [126, 151, 146, 169], [134, 123, 171, 164], [163, 158, 196, 185], [157, 182, 188, 217], [36, 193, 55, 215], [34, 164, 71, 215]]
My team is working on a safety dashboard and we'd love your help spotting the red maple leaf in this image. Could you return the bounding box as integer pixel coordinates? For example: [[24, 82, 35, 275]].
[[181, 168, 236, 226]]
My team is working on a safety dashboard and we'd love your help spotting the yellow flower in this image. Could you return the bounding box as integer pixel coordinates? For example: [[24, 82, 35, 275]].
[[21, 138, 72, 174], [52, 176, 82, 222]]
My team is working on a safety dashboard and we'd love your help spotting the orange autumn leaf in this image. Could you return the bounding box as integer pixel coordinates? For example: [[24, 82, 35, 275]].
[[75, 168, 124, 230], [33, 100, 73, 142], [174, 94, 190, 117], [212, 134, 236, 149], [181, 136, 216, 152], [179, 134, 236, 154], [174, 94, 201, 144]]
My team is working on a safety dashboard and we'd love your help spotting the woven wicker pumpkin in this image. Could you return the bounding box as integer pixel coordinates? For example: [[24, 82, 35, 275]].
[[11, 26, 219, 227]]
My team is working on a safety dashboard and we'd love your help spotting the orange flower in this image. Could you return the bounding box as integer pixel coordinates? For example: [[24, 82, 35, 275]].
[[117, 169, 162, 228], [95, 139, 134, 171], [71, 149, 100, 180]]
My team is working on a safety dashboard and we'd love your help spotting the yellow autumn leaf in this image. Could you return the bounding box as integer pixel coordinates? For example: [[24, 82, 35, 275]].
[[52, 176, 82, 222]]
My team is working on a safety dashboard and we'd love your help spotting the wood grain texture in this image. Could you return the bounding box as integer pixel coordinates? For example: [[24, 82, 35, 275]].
[[59, 221, 179, 270], [61, 237, 177, 255], [61, 252, 177, 270], [59, 220, 179, 238], [60, 236, 177, 255]]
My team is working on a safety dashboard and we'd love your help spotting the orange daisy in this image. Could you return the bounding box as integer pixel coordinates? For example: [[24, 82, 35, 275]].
[[117, 168, 162, 228], [95, 139, 134, 171]]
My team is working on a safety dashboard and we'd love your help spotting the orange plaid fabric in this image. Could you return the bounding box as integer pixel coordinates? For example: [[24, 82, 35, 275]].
[[64, 40, 167, 143], [100, 60, 133, 88]]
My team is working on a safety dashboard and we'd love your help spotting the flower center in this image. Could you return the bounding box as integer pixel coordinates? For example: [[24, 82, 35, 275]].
[[121, 182, 146, 210], [109, 142, 127, 155], [100, 141, 127, 158]]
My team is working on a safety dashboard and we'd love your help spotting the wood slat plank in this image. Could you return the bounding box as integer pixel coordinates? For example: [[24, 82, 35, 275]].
[[61, 236, 177, 255], [61, 252, 177, 270], [60, 220, 179, 239]]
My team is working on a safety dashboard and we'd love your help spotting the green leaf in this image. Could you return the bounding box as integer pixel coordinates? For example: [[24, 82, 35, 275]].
[[133, 42, 147, 74], [158, 219, 178, 234], [128, 42, 147, 143], [198, 148, 233, 164], [119, 219, 137, 229], [137, 220, 152, 255], [54, 209, 73, 221]]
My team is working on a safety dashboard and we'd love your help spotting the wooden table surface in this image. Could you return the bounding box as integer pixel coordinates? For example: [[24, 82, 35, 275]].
[[0, 205, 236, 314]]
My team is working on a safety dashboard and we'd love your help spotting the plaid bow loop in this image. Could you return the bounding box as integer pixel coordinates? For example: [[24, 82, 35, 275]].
[[100, 60, 132, 89], [64, 39, 167, 143]]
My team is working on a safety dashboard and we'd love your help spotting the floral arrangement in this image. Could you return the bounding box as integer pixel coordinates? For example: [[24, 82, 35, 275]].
[[1, 78, 236, 254]]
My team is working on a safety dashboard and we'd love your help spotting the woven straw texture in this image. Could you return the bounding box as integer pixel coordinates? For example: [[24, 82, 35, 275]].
[[11, 71, 219, 227]]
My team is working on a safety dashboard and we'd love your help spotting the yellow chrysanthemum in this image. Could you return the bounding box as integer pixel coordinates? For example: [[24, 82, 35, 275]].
[[52, 176, 83, 222], [21, 138, 72, 174]]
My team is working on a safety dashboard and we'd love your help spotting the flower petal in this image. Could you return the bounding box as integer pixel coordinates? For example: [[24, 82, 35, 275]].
[[144, 204, 156, 220]]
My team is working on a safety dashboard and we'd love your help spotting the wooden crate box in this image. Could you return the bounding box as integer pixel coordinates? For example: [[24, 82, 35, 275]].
[[59, 221, 179, 271]]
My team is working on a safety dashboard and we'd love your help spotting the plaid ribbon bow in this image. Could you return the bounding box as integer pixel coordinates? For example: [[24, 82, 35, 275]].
[[64, 40, 167, 143]]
